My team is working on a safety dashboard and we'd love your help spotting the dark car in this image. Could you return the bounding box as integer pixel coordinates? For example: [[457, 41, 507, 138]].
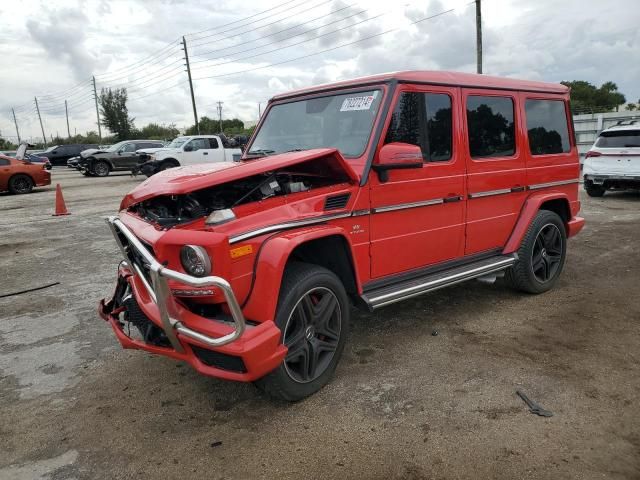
[[38, 144, 98, 166], [79, 140, 165, 177]]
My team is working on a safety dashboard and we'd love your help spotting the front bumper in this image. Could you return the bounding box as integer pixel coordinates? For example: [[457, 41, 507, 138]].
[[99, 216, 286, 381]]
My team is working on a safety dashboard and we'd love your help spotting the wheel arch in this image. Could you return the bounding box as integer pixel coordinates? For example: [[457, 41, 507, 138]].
[[241, 226, 361, 323], [160, 157, 180, 166], [503, 192, 571, 254]]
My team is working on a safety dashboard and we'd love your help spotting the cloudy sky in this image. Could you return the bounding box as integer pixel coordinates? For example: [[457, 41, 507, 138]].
[[1, 0, 638, 142]]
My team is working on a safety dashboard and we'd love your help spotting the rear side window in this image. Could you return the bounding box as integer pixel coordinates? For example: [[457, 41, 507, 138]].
[[208, 138, 219, 149], [525, 100, 571, 155], [0, 158, 9, 166], [466, 96, 515, 158], [595, 130, 640, 148], [385, 92, 452, 162]]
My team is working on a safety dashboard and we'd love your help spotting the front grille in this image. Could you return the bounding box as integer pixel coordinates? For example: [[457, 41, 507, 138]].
[[116, 230, 155, 285], [191, 345, 247, 373]]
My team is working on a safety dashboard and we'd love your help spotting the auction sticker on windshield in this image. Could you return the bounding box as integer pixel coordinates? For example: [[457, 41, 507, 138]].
[[340, 92, 378, 112]]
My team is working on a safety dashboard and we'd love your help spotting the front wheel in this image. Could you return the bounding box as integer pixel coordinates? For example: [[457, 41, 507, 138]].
[[93, 160, 110, 177], [255, 263, 349, 401], [505, 210, 567, 294]]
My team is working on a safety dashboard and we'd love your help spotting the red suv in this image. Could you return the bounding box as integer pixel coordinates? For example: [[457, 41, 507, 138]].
[[100, 71, 584, 401]]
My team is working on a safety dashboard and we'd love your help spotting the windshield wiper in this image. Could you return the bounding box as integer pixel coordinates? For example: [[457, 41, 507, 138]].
[[246, 149, 275, 157]]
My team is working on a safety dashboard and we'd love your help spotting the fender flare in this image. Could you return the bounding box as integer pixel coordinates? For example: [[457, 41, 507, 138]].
[[159, 158, 180, 167], [241, 225, 361, 323], [503, 191, 571, 254]]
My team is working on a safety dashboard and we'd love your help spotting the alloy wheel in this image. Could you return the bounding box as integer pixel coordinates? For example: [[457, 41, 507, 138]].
[[94, 162, 109, 176], [531, 223, 563, 283], [283, 287, 341, 384]]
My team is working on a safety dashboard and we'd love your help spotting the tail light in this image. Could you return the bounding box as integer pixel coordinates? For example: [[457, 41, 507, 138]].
[[585, 151, 602, 158]]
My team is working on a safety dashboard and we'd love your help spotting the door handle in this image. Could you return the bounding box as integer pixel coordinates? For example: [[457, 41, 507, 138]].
[[203, 152, 208, 155], [510, 186, 526, 192], [443, 195, 463, 203]]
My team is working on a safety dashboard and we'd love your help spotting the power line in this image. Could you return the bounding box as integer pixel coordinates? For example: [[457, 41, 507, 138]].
[[190, 2, 360, 63], [186, 0, 302, 39], [193, 3, 471, 81], [189, 0, 334, 47], [191, 10, 386, 73], [94, 48, 183, 84], [95, 42, 182, 79]]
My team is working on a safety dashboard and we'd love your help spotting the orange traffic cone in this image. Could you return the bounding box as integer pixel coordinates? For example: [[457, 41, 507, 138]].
[[53, 183, 70, 216]]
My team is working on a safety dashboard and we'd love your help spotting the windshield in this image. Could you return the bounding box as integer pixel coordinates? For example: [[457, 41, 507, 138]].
[[595, 130, 640, 148], [105, 141, 126, 152], [249, 89, 383, 158], [44, 145, 59, 152], [168, 137, 189, 148]]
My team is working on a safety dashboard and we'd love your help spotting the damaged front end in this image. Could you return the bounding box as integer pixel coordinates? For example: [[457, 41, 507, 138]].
[[100, 148, 357, 381]]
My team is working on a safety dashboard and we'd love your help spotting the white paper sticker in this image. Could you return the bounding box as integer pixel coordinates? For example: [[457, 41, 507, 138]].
[[340, 94, 376, 112]]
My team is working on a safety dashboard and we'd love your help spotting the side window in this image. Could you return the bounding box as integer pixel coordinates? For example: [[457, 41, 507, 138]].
[[466, 95, 515, 158], [0, 158, 9, 166], [120, 143, 136, 153], [525, 99, 571, 155], [188, 138, 209, 151], [384, 92, 452, 162], [208, 138, 219, 149]]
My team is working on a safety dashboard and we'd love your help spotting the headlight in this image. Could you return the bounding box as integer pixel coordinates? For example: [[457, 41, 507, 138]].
[[150, 155, 157, 161], [180, 245, 211, 277]]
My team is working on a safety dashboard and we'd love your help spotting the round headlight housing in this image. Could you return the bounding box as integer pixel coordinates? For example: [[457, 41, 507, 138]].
[[180, 245, 211, 277]]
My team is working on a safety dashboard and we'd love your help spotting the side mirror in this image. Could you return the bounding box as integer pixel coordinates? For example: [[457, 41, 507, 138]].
[[373, 142, 423, 182], [184, 145, 193, 152]]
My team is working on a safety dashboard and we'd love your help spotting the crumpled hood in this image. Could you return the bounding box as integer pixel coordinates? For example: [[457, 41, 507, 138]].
[[81, 148, 102, 157], [120, 148, 359, 210]]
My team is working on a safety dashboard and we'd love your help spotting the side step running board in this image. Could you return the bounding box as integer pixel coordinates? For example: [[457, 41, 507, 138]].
[[362, 255, 517, 310]]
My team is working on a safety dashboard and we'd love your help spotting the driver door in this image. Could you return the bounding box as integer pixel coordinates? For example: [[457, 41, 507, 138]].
[[369, 86, 466, 279], [116, 142, 138, 169]]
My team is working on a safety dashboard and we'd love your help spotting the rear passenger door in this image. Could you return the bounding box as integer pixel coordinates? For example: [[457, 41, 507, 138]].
[[462, 90, 527, 255]]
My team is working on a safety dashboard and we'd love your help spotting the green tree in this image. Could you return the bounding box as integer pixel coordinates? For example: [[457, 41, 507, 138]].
[[561, 80, 626, 113], [186, 116, 247, 135], [99, 87, 135, 139], [135, 123, 180, 140], [625, 103, 637, 111]]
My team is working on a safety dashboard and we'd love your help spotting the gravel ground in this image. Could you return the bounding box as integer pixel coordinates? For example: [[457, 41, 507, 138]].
[[1, 169, 639, 480]]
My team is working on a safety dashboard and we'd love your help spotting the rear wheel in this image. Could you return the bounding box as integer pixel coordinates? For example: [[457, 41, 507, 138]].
[[93, 160, 110, 177], [585, 181, 605, 197], [255, 263, 349, 401], [8, 174, 34, 194], [505, 210, 567, 294]]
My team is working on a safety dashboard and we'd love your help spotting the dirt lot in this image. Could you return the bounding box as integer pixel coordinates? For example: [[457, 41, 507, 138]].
[[0, 168, 638, 480]]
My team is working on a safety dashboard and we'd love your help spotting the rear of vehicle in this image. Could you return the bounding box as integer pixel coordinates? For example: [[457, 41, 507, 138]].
[[0, 155, 51, 194], [583, 124, 640, 197]]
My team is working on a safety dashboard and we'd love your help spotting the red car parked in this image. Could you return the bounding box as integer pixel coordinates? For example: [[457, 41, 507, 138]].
[[0, 144, 51, 194], [100, 71, 584, 401]]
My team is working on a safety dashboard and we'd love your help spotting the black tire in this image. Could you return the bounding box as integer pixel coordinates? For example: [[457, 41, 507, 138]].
[[159, 159, 179, 171], [8, 174, 34, 194], [584, 182, 605, 197], [505, 210, 567, 294], [255, 263, 350, 401], [93, 160, 110, 177]]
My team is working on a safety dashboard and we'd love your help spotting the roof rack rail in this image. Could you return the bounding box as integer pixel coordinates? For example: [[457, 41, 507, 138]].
[[614, 120, 638, 126]]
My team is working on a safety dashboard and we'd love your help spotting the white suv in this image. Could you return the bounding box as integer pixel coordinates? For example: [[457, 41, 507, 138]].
[[583, 122, 640, 197]]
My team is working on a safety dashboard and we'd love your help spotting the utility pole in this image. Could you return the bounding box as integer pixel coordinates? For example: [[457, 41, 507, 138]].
[[182, 36, 199, 134], [11, 108, 21, 144], [65, 100, 71, 138], [258, 102, 261, 118], [475, 0, 483, 74], [34, 97, 47, 148], [92, 76, 102, 142], [216, 101, 224, 133]]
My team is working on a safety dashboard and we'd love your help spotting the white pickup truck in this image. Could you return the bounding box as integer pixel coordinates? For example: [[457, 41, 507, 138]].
[[135, 135, 242, 176]]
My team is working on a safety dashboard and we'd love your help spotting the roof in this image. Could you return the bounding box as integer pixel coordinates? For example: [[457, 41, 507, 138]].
[[602, 122, 640, 132], [271, 70, 569, 101]]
